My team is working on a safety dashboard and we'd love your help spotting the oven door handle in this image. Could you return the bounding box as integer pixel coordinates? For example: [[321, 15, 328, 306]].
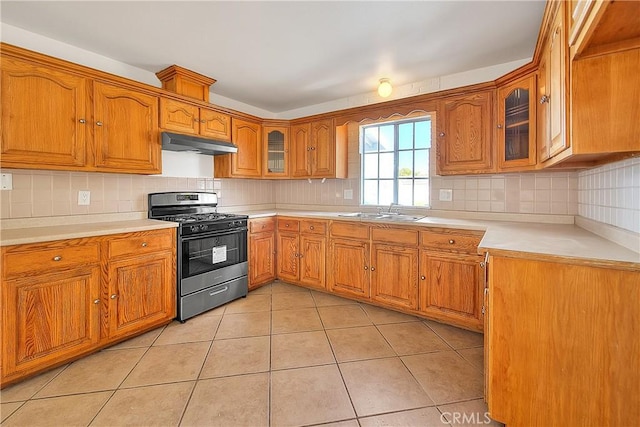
[[209, 286, 229, 296], [181, 227, 247, 241]]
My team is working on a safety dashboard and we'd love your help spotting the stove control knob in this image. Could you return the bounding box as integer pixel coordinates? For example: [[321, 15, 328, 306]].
[[200, 224, 209, 231], [190, 225, 199, 233]]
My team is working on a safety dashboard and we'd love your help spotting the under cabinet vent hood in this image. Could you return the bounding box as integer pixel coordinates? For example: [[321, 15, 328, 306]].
[[161, 132, 238, 156]]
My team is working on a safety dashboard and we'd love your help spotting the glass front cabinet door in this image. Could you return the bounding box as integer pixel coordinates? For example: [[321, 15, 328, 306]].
[[263, 125, 289, 178], [497, 73, 537, 170]]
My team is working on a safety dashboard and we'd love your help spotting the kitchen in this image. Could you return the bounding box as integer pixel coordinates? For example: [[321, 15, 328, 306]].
[[1, 1, 639, 426]]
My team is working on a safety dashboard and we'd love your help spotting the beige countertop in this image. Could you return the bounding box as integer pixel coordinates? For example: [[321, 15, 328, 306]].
[[246, 209, 640, 268], [2, 210, 638, 268], [0, 219, 177, 246]]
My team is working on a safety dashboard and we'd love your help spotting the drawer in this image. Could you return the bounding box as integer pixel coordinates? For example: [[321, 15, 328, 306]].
[[108, 229, 174, 258], [249, 217, 275, 234], [278, 218, 300, 232], [420, 229, 483, 253], [300, 220, 327, 235], [2, 240, 100, 278], [330, 221, 369, 240], [371, 227, 418, 245]]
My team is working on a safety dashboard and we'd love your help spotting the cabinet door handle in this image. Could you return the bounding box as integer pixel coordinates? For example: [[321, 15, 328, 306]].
[[439, 132, 445, 137], [420, 275, 426, 280], [52, 256, 62, 261], [93, 299, 100, 304], [370, 267, 376, 271], [141, 242, 148, 247], [364, 266, 368, 270], [309, 226, 314, 230], [294, 253, 299, 257], [307, 147, 311, 151], [96, 121, 103, 126], [497, 124, 503, 129], [448, 239, 455, 244], [194, 118, 199, 122], [540, 94, 550, 104], [299, 253, 304, 258], [110, 294, 117, 299], [285, 224, 289, 227], [310, 146, 316, 150], [200, 119, 206, 123], [79, 119, 86, 124]]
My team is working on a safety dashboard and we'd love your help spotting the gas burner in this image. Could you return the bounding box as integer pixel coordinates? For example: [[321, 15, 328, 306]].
[[163, 213, 242, 224]]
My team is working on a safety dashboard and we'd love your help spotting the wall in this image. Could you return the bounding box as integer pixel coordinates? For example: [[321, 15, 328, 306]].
[[275, 122, 580, 217], [578, 157, 640, 233], [0, 169, 275, 219]]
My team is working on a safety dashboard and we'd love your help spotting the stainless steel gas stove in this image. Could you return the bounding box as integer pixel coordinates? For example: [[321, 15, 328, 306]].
[[148, 192, 248, 321]]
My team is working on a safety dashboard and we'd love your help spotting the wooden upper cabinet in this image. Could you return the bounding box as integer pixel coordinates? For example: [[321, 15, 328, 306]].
[[200, 108, 231, 141], [214, 118, 262, 178], [310, 119, 335, 177], [263, 125, 289, 178], [290, 123, 312, 177], [159, 98, 231, 141], [497, 73, 537, 171], [436, 90, 495, 175], [0, 57, 88, 170], [159, 98, 199, 134], [93, 82, 161, 174]]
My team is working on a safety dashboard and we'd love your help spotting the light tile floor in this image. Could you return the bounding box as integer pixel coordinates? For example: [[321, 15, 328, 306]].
[[0, 280, 503, 427]]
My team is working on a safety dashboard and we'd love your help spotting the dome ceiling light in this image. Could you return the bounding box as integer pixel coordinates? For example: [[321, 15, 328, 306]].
[[377, 78, 393, 98]]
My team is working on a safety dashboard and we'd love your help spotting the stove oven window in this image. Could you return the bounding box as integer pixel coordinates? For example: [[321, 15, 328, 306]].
[[181, 230, 247, 278]]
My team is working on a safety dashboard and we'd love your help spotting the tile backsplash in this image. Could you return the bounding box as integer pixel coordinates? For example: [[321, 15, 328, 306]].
[[578, 157, 640, 233], [0, 169, 276, 219]]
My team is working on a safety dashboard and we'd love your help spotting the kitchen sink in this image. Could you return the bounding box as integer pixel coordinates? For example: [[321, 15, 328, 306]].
[[337, 212, 425, 222]]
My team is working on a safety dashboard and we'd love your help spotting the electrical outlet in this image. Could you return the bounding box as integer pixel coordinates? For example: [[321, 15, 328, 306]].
[[78, 190, 91, 206], [343, 189, 353, 200], [439, 189, 453, 201], [1, 173, 13, 190]]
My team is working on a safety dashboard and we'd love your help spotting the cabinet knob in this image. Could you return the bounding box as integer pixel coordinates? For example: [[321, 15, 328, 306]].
[[110, 294, 117, 299], [79, 119, 86, 124], [52, 255, 62, 262], [449, 239, 455, 244], [201, 119, 206, 123], [364, 266, 368, 270], [480, 262, 486, 268], [261, 224, 265, 229], [370, 266, 376, 271], [141, 242, 148, 247], [294, 253, 299, 257], [307, 147, 311, 151], [285, 224, 289, 227], [439, 132, 445, 137], [310, 146, 316, 151], [193, 118, 199, 122], [299, 253, 304, 258], [497, 124, 503, 129], [421, 275, 426, 280], [539, 94, 550, 104], [96, 121, 103, 126], [309, 226, 314, 230], [93, 299, 100, 304]]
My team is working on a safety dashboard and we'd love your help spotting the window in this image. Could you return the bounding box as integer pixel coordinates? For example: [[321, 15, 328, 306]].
[[361, 117, 431, 206]]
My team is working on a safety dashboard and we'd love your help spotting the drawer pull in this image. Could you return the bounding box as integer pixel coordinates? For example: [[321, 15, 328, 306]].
[[448, 239, 455, 244], [370, 267, 376, 271], [209, 286, 229, 297], [285, 224, 290, 227], [309, 226, 314, 230], [110, 294, 117, 299], [96, 121, 103, 126], [79, 119, 86, 124], [53, 256, 62, 262], [421, 275, 426, 280], [141, 242, 148, 247], [261, 225, 265, 229], [93, 299, 100, 304]]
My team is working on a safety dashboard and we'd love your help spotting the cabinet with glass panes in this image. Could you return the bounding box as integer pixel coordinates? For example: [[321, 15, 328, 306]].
[[497, 73, 537, 170], [263, 126, 289, 178]]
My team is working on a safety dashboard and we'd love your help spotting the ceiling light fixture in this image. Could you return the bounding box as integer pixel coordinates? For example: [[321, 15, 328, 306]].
[[377, 78, 392, 98]]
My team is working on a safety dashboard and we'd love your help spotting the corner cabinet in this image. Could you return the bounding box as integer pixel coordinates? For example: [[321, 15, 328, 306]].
[[263, 125, 289, 178], [214, 118, 262, 178], [497, 73, 537, 171], [0, 228, 176, 387], [436, 90, 495, 175]]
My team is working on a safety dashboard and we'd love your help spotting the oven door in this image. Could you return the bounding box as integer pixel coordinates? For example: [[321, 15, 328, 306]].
[[180, 227, 248, 280]]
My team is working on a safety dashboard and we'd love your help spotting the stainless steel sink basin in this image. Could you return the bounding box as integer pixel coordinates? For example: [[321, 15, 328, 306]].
[[337, 212, 425, 222]]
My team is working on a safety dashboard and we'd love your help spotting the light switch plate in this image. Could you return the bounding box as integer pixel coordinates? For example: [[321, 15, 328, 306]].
[[78, 190, 91, 205], [1, 173, 13, 190], [439, 189, 453, 201], [344, 189, 353, 200]]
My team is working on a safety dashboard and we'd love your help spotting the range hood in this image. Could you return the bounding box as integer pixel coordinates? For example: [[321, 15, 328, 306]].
[[161, 132, 238, 156]]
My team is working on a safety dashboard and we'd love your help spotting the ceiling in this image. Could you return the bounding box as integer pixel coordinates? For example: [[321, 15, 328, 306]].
[[1, 1, 546, 114]]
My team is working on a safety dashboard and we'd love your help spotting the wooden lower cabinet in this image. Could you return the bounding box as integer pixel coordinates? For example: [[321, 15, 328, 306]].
[[370, 243, 418, 311], [248, 232, 276, 289], [277, 232, 299, 283], [276, 218, 327, 290], [299, 235, 326, 289], [418, 251, 484, 330], [106, 252, 174, 341], [328, 238, 370, 298], [1, 267, 101, 383], [1, 228, 176, 387], [486, 255, 640, 426]]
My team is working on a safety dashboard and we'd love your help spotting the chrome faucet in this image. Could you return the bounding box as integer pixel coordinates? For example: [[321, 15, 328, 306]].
[[388, 203, 399, 214]]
